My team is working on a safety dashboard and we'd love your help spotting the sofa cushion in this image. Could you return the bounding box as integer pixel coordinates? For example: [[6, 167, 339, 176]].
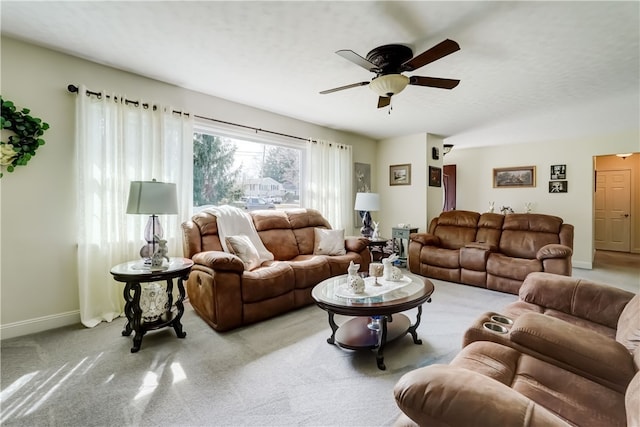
[[452, 341, 627, 427], [421, 247, 460, 269], [499, 214, 563, 259], [433, 210, 479, 249], [313, 228, 346, 255], [241, 263, 295, 303], [487, 253, 542, 281], [510, 313, 635, 389], [517, 272, 633, 329], [225, 235, 261, 271], [284, 255, 331, 289], [617, 294, 640, 352], [475, 212, 504, 247]]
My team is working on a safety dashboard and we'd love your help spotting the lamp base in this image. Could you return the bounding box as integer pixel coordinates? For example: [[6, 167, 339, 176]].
[[140, 214, 163, 262], [360, 211, 373, 238]]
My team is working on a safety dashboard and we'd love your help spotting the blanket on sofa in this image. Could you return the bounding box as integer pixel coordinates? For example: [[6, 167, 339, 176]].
[[206, 205, 274, 263]]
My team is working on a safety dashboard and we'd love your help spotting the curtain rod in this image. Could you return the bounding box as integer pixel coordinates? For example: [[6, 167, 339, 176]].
[[67, 84, 318, 144]]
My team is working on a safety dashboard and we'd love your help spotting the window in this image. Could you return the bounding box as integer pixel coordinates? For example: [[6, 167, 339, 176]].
[[193, 126, 302, 212]]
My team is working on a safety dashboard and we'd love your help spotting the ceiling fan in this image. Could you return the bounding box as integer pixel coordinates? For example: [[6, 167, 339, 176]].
[[320, 39, 461, 109]]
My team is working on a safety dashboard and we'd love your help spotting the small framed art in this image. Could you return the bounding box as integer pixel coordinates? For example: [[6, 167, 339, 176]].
[[429, 166, 442, 187], [549, 181, 568, 193], [493, 166, 536, 188], [550, 165, 566, 180], [390, 164, 411, 186]]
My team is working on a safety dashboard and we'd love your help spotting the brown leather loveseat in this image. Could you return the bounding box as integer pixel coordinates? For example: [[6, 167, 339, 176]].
[[394, 273, 639, 427], [408, 210, 574, 294], [182, 208, 370, 331]]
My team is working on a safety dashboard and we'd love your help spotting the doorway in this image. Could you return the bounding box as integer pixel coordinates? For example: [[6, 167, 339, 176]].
[[595, 169, 631, 252], [443, 164, 456, 211]]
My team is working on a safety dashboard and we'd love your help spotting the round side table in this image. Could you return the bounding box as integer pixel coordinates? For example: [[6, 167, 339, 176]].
[[110, 257, 193, 353]]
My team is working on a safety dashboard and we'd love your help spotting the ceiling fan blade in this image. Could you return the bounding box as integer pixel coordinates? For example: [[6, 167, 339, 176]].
[[409, 76, 460, 89], [377, 96, 391, 108], [402, 39, 460, 72], [319, 81, 370, 95], [336, 49, 379, 72]]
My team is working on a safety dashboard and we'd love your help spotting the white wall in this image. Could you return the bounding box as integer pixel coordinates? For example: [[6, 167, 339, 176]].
[[443, 131, 640, 268], [377, 133, 428, 235], [426, 134, 445, 226], [0, 37, 376, 338]]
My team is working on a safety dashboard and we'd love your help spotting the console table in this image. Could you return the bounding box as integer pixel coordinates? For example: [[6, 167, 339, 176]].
[[110, 258, 193, 353]]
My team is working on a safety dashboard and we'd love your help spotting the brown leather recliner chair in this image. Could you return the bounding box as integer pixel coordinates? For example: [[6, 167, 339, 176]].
[[394, 273, 640, 426], [394, 342, 639, 427]]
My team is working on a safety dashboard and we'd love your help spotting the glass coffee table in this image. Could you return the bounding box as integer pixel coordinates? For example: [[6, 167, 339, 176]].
[[311, 272, 434, 370]]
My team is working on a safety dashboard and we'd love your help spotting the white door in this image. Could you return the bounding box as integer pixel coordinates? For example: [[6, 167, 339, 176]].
[[595, 170, 631, 252]]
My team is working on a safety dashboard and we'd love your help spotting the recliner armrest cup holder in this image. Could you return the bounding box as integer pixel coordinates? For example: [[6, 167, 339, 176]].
[[483, 322, 509, 334], [490, 315, 513, 325]]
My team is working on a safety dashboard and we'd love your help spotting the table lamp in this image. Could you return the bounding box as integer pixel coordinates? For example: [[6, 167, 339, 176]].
[[126, 179, 178, 262], [354, 192, 380, 238]]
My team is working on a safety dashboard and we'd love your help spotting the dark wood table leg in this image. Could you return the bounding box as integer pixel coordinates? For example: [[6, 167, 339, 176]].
[[128, 282, 144, 353], [407, 305, 424, 345], [172, 275, 187, 338], [375, 315, 391, 370], [122, 282, 134, 337], [326, 311, 338, 344]]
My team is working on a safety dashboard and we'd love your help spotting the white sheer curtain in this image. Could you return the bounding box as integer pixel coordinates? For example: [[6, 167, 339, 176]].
[[304, 139, 353, 231], [75, 85, 193, 327]]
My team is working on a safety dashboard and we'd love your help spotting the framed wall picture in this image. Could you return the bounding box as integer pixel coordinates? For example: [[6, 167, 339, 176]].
[[550, 164, 566, 180], [390, 164, 411, 186], [354, 162, 371, 193], [354, 162, 371, 225], [429, 166, 442, 187], [549, 180, 568, 193], [493, 166, 536, 188]]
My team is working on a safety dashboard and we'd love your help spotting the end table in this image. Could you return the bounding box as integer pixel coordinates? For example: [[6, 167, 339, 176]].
[[392, 227, 418, 266], [366, 238, 390, 262], [110, 258, 193, 353]]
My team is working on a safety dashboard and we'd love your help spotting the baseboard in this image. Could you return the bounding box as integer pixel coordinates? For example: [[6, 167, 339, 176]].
[[1, 310, 81, 340], [573, 260, 593, 270]]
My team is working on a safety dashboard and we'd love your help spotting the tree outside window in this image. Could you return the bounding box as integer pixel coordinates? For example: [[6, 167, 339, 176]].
[[193, 131, 301, 209]]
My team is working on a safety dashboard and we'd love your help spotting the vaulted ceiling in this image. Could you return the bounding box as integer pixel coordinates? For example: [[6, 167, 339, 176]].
[[2, 1, 639, 148]]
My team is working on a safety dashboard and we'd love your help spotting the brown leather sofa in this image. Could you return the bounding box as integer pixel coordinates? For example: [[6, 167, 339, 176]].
[[182, 208, 371, 331], [408, 210, 574, 294], [393, 273, 639, 427]]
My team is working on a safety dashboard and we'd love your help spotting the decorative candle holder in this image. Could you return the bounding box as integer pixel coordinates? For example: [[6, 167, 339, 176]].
[[369, 263, 384, 286]]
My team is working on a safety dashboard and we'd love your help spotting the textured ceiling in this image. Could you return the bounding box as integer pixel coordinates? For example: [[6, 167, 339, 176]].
[[2, 1, 639, 147]]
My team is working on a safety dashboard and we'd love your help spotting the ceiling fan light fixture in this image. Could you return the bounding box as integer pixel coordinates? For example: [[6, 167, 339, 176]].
[[369, 74, 409, 97]]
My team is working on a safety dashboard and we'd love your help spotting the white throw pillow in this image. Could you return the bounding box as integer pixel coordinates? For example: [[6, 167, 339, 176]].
[[313, 228, 346, 256], [225, 235, 262, 271]]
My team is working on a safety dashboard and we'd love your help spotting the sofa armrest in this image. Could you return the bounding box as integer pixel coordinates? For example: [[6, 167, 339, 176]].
[[345, 236, 368, 253], [394, 365, 570, 427], [409, 233, 440, 246], [192, 251, 245, 273], [536, 243, 572, 260], [518, 272, 635, 328], [511, 313, 636, 389]]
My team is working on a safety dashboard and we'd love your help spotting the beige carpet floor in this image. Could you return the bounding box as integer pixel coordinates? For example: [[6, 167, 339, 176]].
[[1, 251, 638, 426]]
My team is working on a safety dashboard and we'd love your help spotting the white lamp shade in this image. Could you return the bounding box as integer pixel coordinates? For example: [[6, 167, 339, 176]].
[[126, 180, 178, 215], [369, 74, 409, 97], [354, 192, 380, 212]]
